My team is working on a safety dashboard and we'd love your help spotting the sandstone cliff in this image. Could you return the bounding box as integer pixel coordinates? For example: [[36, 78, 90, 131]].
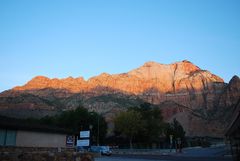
[[0, 60, 238, 137], [10, 60, 223, 95]]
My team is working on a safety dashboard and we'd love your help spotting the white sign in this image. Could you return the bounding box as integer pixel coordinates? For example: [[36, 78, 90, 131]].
[[77, 139, 90, 146], [80, 131, 90, 138], [66, 135, 74, 147]]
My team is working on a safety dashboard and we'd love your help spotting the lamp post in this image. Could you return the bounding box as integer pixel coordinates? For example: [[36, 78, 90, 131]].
[[89, 125, 93, 147], [170, 135, 173, 152], [90, 112, 100, 146], [97, 114, 100, 146]]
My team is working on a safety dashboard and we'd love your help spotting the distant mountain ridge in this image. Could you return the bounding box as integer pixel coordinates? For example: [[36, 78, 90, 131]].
[[0, 60, 239, 137], [11, 60, 223, 94]]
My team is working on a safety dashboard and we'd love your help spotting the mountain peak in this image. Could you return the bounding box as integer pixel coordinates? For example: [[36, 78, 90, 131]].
[[32, 75, 50, 80], [26, 75, 50, 85], [143, 61, 160, 67], [230, 75, 240, 81], [143, 60, 193, 66], [13, 76, 51, 91], [182, 59, 192, 63], [229, 75, 240, 85], [128, 60, 200, 80], [99, 72, 111, 77]]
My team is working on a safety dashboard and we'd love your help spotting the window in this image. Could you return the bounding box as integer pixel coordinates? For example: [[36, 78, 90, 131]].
[[0, 129, 16, 146]]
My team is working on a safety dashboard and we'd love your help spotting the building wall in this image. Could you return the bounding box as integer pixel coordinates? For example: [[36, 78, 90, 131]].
[[0, 129, 16, 146], [16, 130, 67, 148]]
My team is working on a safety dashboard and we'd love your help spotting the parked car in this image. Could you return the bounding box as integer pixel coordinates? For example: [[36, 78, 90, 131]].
[[76, 146, 88, 152], [90, 146, 112, 156]]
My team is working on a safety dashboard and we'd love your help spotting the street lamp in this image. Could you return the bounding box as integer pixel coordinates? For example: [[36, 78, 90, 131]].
[[97, 114, 100, 146], [89, 125, 93, 147], [90, 112, 100, 146], [170, 135, 173, 152]]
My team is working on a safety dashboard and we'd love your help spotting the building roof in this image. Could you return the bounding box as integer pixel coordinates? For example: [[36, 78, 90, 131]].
[[0, 115, 73, 134]]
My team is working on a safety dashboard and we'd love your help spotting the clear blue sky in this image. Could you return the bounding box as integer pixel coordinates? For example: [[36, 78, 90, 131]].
[[0, 0, 239, 92]]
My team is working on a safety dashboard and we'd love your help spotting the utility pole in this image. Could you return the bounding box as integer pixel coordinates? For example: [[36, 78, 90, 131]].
[[97, 114, 100, 146], [170, 135, 173, 152]]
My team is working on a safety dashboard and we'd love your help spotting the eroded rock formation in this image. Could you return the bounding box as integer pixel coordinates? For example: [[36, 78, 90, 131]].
[[0, 60, 239, 137]]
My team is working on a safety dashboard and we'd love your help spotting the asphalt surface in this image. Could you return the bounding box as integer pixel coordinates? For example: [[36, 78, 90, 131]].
[[96, 155, 232, 161], [95, 145, 233, 161]]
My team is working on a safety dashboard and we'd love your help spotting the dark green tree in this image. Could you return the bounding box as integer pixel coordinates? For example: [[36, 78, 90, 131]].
[[130, 103, 164, 144], [114, 110, 144, 148], [164, 118, 185, 143], [40, 106, 107, 145]]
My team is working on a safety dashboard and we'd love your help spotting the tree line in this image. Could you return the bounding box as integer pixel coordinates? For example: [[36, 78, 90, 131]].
[[27, 107, 107, 145], [114, 103, 185, 148], [26, 103, 185, 148]]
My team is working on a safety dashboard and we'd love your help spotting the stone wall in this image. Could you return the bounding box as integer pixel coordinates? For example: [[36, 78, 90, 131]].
[[0, 146, 94, 161]]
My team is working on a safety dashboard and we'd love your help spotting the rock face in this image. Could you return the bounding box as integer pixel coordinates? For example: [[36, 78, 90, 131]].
[[11, 60, 224, 95], [218, 76, 240, 107], [0, 60, 239, 137]]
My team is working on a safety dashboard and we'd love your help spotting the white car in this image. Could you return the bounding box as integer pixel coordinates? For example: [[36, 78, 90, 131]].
[[90, 146, 112, 156]]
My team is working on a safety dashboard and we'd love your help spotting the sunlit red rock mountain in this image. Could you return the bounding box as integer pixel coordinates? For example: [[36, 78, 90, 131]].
[[0, 60, 239, 137]]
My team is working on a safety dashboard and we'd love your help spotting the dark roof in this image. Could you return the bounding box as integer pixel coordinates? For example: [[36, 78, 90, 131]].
[[225, 99, 240, 136], [0, 115, 73, 134]]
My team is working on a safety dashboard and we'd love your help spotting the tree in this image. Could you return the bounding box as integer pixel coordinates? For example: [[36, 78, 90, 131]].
[[39, 106, 108, 144], [129, 103, 164, 144], [172, 119, 185, 139], [164, 118, 185, 145], [114, 110, 144, 148]]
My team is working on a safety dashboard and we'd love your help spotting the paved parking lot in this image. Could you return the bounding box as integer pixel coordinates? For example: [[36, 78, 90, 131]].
[[95, 155, 231, 161], [94, 145, 232, 161], [95, 156, 160, 161]]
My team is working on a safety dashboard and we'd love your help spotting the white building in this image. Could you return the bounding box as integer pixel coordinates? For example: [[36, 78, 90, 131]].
[[0, 116, 74, 148]]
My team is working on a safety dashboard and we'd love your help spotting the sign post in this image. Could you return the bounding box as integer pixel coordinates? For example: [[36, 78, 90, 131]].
[[80, 131, 90, 138], [169, 135, 173, 152], [77, 139, 90, 147], [66, 135, 74, 147], [77, 130, 90, 149]]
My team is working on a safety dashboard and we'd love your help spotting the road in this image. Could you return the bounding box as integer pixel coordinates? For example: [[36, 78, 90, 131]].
[[96, 155, 232, 161], [95, 145, 233, 161]]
